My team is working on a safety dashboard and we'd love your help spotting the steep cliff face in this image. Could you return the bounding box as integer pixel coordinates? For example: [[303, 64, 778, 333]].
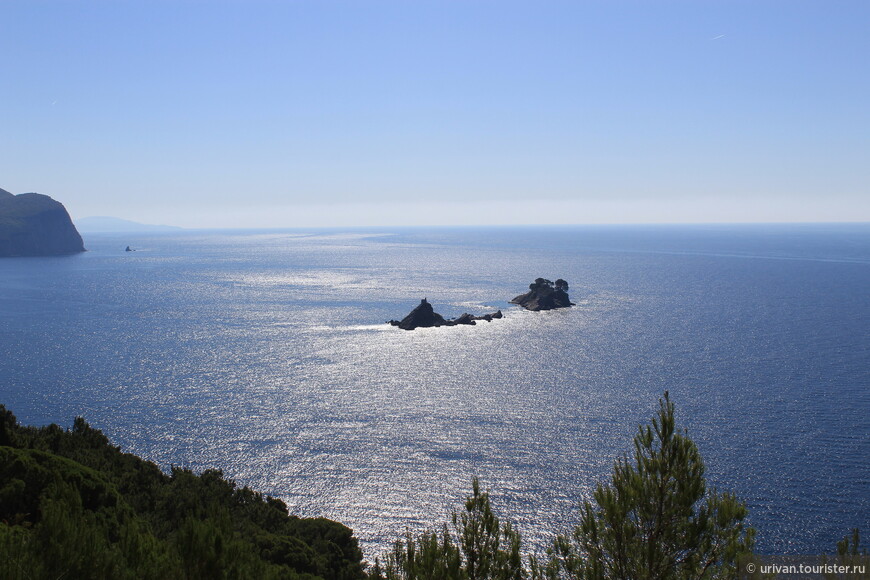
[[0, 190, 85, 257]]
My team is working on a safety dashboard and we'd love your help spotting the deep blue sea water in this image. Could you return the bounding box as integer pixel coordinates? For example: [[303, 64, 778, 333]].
[[1, 224, 868, 558]]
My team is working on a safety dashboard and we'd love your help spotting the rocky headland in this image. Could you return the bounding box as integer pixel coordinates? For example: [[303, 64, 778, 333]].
[[0, 188, 85, 257]]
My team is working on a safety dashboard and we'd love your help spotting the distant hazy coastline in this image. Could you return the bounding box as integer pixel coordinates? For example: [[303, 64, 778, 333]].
[[75, 216, 183, 233]]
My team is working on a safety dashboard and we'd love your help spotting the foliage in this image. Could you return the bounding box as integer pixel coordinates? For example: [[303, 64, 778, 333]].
[[0, 404, 365, 580], [824, 529, 869, 580], [374, 395, 756, 580], [377, 477, 525, 580], [545, 393, 755, 580], [529, 278, 554, 291], [16, 394, 857, 580], [528, 279, 569, 293]]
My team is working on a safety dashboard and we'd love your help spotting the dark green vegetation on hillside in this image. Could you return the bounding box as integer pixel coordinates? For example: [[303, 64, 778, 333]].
[[2, 396, 863, 579], [0, 406, 365, 579], [0, 188, 85, 256]]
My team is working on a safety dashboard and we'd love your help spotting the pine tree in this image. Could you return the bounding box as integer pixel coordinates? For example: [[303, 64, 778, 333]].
[[382, 478, 525, 580], [548, 393, 755, 580]]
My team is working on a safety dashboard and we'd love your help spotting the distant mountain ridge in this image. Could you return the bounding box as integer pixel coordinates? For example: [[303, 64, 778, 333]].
[[0, 188, 85, 257], [75, 216, 182, 233]]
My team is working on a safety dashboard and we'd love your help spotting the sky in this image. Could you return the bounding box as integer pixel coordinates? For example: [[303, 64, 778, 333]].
[[1, 0, 868, 228]]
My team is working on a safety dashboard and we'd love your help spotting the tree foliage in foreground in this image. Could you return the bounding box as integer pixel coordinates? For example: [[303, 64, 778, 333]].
[[374, 477, 524, 580], [375, 394, 756, 580], [545, 392, 755, 580], [7, 395, 858, 580], [0, 405, 365, 580], [824, 529, 870, 580]]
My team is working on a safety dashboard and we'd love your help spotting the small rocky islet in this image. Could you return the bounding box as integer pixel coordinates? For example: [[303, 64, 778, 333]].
[[389, 278, 573, 331], [510, 277, 574, 311], [388, 298, 503, 331]]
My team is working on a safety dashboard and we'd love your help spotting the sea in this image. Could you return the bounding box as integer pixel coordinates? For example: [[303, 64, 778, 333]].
[[1, 224, 868, 559]]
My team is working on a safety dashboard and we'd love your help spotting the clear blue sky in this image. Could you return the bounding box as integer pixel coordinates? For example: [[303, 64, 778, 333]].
[[2, 0, 868, 227]]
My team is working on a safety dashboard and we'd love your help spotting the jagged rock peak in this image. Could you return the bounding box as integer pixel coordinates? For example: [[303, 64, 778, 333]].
[[389, 298, 449, 330], [388, 299, 503, 331]]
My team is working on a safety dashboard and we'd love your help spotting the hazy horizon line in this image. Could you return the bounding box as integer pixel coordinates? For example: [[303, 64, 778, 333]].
[[75, 217, 870, 232]]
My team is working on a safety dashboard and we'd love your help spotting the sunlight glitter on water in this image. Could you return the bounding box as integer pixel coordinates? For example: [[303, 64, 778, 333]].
[[1, 225, 867, 559]]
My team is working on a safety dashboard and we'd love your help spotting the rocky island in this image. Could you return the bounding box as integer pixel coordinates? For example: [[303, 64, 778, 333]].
[[390, 278, 574, 330], [0, 188, 85, 257], [389, 298, 502, 331], [511, 278, 574, 311]]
